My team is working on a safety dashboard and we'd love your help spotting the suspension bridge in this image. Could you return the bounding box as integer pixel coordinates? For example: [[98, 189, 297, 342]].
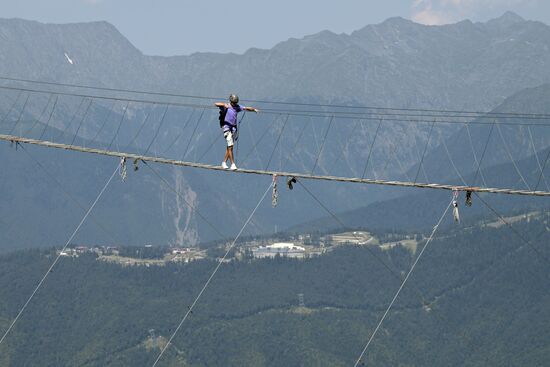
[[0, 76, 549, 366]]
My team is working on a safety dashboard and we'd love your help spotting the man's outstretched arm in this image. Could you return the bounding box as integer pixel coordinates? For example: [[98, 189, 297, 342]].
[[244, 106, 259, 113]]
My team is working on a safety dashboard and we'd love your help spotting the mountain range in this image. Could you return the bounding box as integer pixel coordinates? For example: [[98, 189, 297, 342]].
[[0, 12, 549, 250]]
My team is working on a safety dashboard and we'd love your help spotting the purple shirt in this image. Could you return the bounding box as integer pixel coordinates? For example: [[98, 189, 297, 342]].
[[224, 103, 244, 128]]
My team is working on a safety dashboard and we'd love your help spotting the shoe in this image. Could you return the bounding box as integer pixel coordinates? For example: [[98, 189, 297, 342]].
[[221, 161, 228, 169], [230, 163, 237, 170]]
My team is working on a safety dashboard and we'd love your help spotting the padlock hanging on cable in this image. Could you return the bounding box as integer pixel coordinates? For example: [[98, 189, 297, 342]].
[[272, 174, 278, 207], [452, 189, 460, 223]]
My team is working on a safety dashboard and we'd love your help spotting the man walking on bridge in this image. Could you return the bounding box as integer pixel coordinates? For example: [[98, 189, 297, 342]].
[[215, 94, 258, 170]]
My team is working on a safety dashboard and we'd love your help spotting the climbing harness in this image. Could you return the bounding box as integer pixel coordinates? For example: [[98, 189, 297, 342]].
[[452, 189, 460, 223], [287, 176, 297, 190], [119, 157, 127, 181], [465, 190, 472, 207], [272, 174, 278, 207]]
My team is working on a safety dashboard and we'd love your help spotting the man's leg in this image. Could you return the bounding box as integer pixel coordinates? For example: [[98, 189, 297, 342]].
[[228, 146, 235, 164], [222, 130, 232, 168], [223, 147, 230, 163], [226, 130, 235, 164]]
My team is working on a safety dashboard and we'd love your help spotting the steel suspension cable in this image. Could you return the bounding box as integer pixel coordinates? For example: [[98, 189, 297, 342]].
[[332, 118, 360, 166], [412, 132, 430, 183], [310, 118, 321, 152], [88, 100, 117, 147], [379, 143, 399, 180], [361, 119, 383, 179], [126, 103, 156, 149], [0, 161, 120, 347], [534, 148, 550, 192], [182, 108, 205, 160], [244, 115, 264, 168], [25, 93, 54, 136], [296, 180, 440, 302], [197, 130, 222, 163], [378, 122, 411, 181], [235, 111, 246, 159], [4, 83, 550, 131], [256, 107, 550, 121], [414, 120, 436, 183], [353, 200, 452, 367], [294, 179, 460, 352], [18, 143, 120, 244], [151, 181, 273, 367], [0, 91, 22, 126], [310, 115, 334, 174], [472, 121, 495, 187], [279, 116, 313, 171], [265, 114, 290, 170], [144, 105, 169, 156], [70, 99, 93, 146], [495, 122, 531, 190], [4, 83, 550, 128], [107, 101, 129, 151], [527, 126, 549, 192], [2, 75, 550, 119], [38, 95, 59, 140], [253, 110, 550, 126], [441, 134, 468, 186], [8, 93, 30, 135], [465, 122, 488, 187], [56, 97, 87, 142], [240, 114, 281, 166], [474, 193, 550, 267], [162, 108, 195, 155]]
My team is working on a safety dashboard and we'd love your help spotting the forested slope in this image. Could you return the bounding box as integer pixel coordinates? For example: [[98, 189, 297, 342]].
[[0, 212, 548, 366]]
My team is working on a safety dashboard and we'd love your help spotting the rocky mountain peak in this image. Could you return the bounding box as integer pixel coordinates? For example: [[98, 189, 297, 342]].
[[486, 11, 525, 27]]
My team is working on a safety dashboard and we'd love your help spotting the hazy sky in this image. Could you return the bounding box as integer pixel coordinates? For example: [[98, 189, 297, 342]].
[[0, 0, 548, 56]]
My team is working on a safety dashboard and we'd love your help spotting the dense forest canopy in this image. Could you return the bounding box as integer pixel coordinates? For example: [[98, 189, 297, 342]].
[[0, 212, 548, 366]]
